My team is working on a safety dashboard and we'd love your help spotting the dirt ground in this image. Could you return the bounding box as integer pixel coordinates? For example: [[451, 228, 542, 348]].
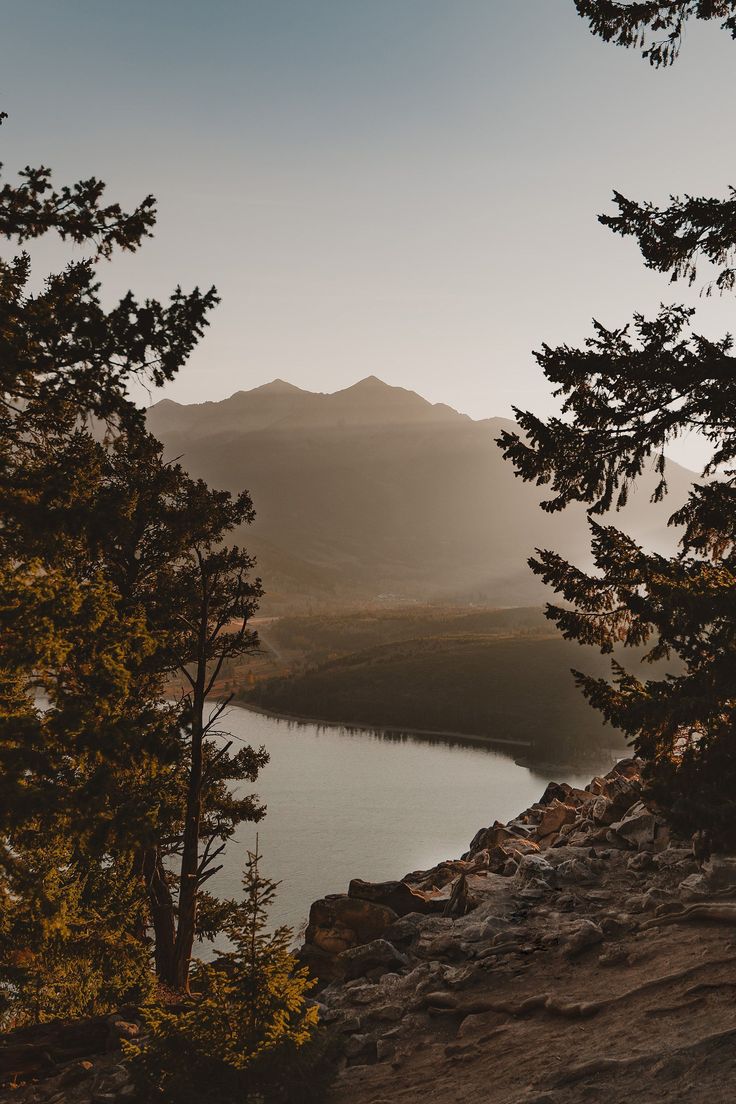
[[329, 915, 736, 1104]]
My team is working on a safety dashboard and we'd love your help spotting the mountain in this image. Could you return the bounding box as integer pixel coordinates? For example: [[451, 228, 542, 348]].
[[146, 377, 699, 612]]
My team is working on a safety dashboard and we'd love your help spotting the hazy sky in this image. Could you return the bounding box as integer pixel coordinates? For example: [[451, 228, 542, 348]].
[[2, 0, 734, 469]]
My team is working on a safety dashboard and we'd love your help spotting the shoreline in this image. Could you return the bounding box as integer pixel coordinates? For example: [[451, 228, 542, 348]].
[[236, 699, 531, 749], [234, 699, 622, 773]]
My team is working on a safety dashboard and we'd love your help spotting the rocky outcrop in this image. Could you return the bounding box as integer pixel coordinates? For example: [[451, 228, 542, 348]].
[[299, 753, 736, 1103], [9, 755, 732, 1104], [301, 757, 663, 982]]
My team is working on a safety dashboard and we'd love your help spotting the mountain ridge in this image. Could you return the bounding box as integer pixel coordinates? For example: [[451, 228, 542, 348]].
[[147, 377, 698, 613]]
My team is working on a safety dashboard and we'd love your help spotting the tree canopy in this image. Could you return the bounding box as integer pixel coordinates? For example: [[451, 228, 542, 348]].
[[498, 2, 736, 842], [575, 1, 736, 67], [0, 109, 282, 1028]]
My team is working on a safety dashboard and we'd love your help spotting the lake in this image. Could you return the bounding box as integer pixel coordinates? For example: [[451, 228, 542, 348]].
[[208, 705, 617, 937]]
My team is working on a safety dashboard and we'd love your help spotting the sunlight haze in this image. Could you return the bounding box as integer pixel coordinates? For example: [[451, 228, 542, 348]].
[[2, 0, 733, 469]]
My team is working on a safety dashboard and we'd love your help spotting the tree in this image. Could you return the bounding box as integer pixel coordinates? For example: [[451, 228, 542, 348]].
[[127, 841, 322, 1104], [575, 1, 736, 67], [153, 466, 267, 992], [0, 829, 153, 1029], [1, 416, 268, 991], [499, 4, 736, 842], [0, 110, 267, 1006]]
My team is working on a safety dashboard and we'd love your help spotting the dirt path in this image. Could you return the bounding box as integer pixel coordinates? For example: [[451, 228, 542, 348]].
[[329, 918, 736, 1104]]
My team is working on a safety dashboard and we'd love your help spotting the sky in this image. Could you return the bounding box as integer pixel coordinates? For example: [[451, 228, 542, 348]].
[[2, 0, 734, 470]]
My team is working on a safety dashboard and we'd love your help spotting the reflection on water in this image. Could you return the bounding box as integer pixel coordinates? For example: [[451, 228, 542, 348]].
[[207, 706, 616, 939]]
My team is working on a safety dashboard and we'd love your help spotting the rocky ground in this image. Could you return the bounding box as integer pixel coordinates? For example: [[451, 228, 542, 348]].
[[305, 759, 736, 1104], [4, 759, 736, 1103], [0, 1012, 141, 1102]]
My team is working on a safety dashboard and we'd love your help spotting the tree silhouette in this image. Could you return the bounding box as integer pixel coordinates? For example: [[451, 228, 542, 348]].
[[499, 3, 736, 842]]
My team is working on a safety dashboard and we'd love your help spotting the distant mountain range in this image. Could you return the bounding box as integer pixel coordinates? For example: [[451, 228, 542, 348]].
[[147, 377, 698, 612]]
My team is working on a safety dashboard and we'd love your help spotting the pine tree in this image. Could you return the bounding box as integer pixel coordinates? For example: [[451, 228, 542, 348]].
[[498, 4, 736, 842], [0, 109, 267, 1007], [575, 2, 736, 68], [0, 829, 153, 1029], [128, 841, 321, 1104]]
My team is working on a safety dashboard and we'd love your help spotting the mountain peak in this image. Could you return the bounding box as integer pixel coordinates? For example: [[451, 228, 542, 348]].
[[250, 379, 306, 395], [353, 375, 387, 387]]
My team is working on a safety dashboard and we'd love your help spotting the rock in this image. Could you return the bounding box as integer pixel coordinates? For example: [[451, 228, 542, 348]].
[[538, 782, 572, 806], [443, 874, 476, 917], [345, 983, 380, 1005], [592, 774, 641, 826], [702, 855, 736, 892], [534, 799, 577, 842], [376, 1036, 397, 1062], [560, 919, 603, 958], [678, 854, 736, 900], [656, 847, 696, 869], [456, 1009, 507, 1040], [305, 894, 397, 956], [299, 941, 346, 982], [106, 1020, 138, 1049], [348, 878, 441, 917], [598, 912, 633, 936], [417, 932, 465, 960], [465, 821, 517, 856], [343, 1034, 377, 1064], [608, 802, 658, 850], [513, 854, 556, 891], [555, 857, 599, 885], [641, 887, 674, 911], [365, 1003, 404, 1023], [487, 836, 540, 874], [58, 1061, 95, 1088], [628, 852, 655, 872], [339, 939, 409, 981], [605, 756, 642, 780], [598, 945, 630, 967]]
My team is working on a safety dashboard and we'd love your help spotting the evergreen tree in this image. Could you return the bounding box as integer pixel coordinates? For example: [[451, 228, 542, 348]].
[[128, 842, 322, 1104], [498, 4, 736, 841], [0, 830, 153, 1029], [0, 110, 267, 1005], [575, 2, 736, 68], [1, 419, 269, 991]]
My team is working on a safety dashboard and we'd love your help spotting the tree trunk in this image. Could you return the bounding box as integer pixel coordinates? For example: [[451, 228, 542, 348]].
[[171, 681, 205, 992], [141, 847, 177, 984]]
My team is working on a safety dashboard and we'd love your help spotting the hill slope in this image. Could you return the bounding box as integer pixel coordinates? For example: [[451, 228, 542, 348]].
[[148, 377, 698, 612], [246, 632, 636, 764]]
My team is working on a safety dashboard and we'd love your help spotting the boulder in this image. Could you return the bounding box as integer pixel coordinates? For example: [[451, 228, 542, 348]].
[[513, 853, 556, 891], [702, 855, 736, 892], [538, 782, 572, 806], [348, 878, 441, 917], [560, 919, 603, 958], [555, 857, 599, 885], [608, 802, 658, 850], [487, 837, 539, 873], [534, 799, 577, 842], [679, 854, 736, 900], [298, 941, 346, 982], [465, 821, 517, 856], [305, 894, 397, 956], [592, 775, 641, 826], [339, 939, 410, 981]]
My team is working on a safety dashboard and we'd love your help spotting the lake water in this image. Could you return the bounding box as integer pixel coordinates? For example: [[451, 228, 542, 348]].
[[208, 706, 616, 937]]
